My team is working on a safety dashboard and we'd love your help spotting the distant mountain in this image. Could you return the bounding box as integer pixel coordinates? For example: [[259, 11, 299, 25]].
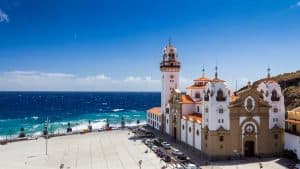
[[238, 70, 300, 111]]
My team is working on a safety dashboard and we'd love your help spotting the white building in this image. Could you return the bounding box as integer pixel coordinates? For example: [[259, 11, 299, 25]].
[[285, 107, 300, 159], [147, 44, 286, 159], [147, 107, 162, 130]]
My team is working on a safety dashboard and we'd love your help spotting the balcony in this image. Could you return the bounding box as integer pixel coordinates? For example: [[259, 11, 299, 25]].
[[160, 61, 181, 68]]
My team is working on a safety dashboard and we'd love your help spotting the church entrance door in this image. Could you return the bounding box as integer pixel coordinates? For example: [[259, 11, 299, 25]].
[[173, 127, 177, 139], [244, 141, 255, 157]]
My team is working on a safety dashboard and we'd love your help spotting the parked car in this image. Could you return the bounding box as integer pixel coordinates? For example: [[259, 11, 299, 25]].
[[153, 137, 163, 146], [158, 152, 165, 158], [176, 154, 188, 162], [173, 164, 185, 169], [181, 163, 197, 169], [172, 149, 184, 156], [161, 142, 171, 149], [155, 148, 161, 154], [162, 155, 171, 162], [144, 139, 152, 145], [151, 145, 159, 152]]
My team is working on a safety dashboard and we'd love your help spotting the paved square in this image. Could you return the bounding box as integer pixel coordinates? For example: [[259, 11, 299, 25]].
[[0, 130, 170, 169]]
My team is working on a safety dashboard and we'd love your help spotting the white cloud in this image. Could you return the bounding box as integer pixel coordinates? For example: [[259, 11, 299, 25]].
[[85, 74, 111, 80], [0, 71, 160, 91], [0, 9, 9, 23], [125, 76, 142, 81]]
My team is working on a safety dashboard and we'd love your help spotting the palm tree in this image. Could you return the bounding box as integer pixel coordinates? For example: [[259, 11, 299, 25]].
[[67, 122, 72, 133], [19, 127, 25, 138]]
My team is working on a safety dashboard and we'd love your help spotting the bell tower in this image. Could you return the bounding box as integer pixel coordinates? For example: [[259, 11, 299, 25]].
[[160, 41, 181, 133]]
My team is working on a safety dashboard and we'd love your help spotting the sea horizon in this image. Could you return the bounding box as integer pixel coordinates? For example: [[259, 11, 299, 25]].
[[0, 92, 160, 139]]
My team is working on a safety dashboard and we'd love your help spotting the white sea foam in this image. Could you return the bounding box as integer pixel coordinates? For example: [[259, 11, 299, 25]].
[[112, 109, 124, 112], [133, 115, 141, 117], [31, 116, 39, 120], [33, 131, 42, 136], [32, 124, 40, 129], [109, 114, 119, 117]]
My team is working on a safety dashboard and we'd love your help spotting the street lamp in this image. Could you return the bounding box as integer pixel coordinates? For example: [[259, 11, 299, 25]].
[[44, 117, 49, 155]]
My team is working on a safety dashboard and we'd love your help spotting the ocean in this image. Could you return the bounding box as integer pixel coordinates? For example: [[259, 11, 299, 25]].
[[0, 92, 160, 139]]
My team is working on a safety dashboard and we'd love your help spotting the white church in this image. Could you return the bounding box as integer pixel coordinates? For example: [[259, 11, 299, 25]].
[[147, 43, 286, 159]]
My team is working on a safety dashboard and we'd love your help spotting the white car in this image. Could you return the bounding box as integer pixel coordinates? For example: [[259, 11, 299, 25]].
[[174, 164, 185, 169], [151, 145, 159, 151], [161, 142, 171, 149], [182, 163, 197, 169], [172, 149, 184, 156]]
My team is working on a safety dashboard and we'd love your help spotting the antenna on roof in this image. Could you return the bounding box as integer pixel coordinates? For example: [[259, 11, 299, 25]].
[[235, 80, 238, 92], [202, 66, 205, 77]]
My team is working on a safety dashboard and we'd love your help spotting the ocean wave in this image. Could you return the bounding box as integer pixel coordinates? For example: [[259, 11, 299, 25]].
[[108, 114, 119, 117], [33, 131, 42, 136], [31, 116, 39, 120], [32, 124, 40, 129], [112, 109, 124, 112]]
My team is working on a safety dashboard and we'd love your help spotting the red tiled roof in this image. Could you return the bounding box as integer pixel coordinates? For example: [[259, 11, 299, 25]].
[[147, 107, 161, 115], [186, 85, 206, 89], [183, 113, 202, 124], [180, 95, 194, 104], [193, 77, 210, 82]]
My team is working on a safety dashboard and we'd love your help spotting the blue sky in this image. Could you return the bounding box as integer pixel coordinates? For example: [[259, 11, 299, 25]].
[[0, 0, 299, 91]]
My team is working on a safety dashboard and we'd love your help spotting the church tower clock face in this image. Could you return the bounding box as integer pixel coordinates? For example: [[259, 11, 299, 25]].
[[244, 96, 255, 112]]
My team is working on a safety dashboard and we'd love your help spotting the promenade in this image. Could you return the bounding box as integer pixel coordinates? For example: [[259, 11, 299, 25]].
[[0, 129, 170, 169]]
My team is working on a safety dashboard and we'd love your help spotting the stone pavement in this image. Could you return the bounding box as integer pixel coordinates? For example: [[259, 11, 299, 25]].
[[0, 129, 171, 169]]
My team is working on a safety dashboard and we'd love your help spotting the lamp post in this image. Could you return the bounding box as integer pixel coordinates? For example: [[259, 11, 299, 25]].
[[44, 117, 49, 155]]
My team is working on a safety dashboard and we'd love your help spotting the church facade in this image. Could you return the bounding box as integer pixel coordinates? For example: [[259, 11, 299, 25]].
[[147, 43, 285, 159]]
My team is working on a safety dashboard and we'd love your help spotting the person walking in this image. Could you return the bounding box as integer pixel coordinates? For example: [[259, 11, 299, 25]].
[[138, 160, 142, 169]]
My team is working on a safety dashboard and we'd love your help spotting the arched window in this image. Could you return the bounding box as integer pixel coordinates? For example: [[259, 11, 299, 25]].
[[204, 91, 209, 101], [189, 127, 191, 133], [196, 130, 199, 136], [271, 90, 280, 101], [197, 106, 200, 112], [195, 92, 200, 98], [182, 125, 185, 130], [216, 89, 226, 101]]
